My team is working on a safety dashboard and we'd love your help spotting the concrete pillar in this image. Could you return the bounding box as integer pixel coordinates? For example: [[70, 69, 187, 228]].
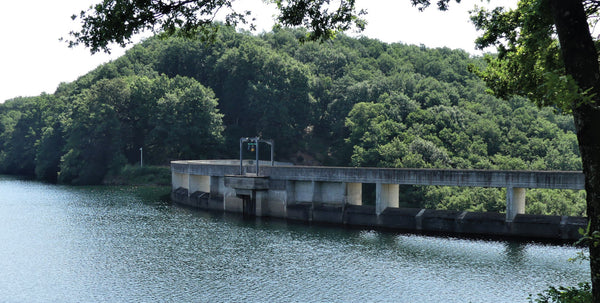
[[210, 176, 222, 198], [172, 171, 189, 191], [285, 180, 296, 205], [255, 190, 268, 216], [189, 175, 210, 194], [376, 183, 399, 215], [223, 177, 242, 212], [224, 188, 243, 212], [345, 183, 362, 205], [506, 187, 526, 222]]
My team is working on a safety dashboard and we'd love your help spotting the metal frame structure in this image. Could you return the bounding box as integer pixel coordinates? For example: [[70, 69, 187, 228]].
[[239, 137, 274, 175]]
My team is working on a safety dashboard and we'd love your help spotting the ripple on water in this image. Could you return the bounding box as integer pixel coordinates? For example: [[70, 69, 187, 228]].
[[0, 177, 590, 302]]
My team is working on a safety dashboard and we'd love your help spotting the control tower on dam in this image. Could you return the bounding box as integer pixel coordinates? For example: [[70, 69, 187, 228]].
[[171, 159, 587, 241]]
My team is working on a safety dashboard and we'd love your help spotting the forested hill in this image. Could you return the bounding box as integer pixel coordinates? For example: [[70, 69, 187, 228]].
[[0, 27, 585, 215]]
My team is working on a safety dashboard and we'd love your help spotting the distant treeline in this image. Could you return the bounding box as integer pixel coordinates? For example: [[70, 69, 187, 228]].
[[0, 27, 585, 216]]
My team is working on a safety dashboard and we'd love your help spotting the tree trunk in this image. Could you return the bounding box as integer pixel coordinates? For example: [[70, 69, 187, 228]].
[[549, 0, 600, 299], [573, 105, 600, 298]]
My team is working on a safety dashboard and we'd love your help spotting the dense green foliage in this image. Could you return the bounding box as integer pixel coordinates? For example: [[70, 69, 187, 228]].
[[104, 165, 171, 186], [0, 27, 585, 214], [528, 282, 592, 303], [0, 74, 223, 185]]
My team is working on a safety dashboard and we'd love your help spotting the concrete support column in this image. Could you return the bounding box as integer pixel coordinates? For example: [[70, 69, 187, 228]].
[[189, 175, 210, 194], [255, 190, 268, 216], [345, 183, 362, 205], [376, 183, 399, 215], [506, 187, 526, 222], [223, 188, 242, 212], [210, 176, 222, 198], [285, 180, 296, 205]]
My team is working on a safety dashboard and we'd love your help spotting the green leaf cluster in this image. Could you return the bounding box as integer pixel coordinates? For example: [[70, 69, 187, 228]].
[[528, 282, 592, 303], [469, 0, 594, 112]]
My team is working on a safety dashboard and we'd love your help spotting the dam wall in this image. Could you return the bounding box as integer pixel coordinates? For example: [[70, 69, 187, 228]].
[[171, 160, 587, 241]]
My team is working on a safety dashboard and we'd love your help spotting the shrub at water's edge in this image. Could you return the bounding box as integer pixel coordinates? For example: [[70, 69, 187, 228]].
[[103, 165, 171, 186]]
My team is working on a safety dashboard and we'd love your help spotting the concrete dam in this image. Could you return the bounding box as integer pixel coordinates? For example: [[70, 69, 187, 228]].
[[171, 160, 587, 241]]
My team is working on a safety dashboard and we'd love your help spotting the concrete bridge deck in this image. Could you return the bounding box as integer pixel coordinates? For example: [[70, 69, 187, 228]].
[[171, 160, 587, 241], [173, 160, 584, 188]]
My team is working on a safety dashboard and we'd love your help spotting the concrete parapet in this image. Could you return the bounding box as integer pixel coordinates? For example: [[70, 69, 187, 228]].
[[511, 214, 562, 239], [268, 179, 286, 190], [262, 166, 585, 189], [379, 207, 420, 230], [286, 203, 312, 222], [457, 212, 508, 236], [224, 175, 269, 190], [421, 209, 463, 233], [313, 204, 344, 224], [173, 161, 585, 190], [344, 205, 377, 227], [561, 216, 587, 240]]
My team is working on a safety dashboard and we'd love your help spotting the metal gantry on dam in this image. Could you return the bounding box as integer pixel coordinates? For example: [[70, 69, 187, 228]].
[[171, 159, 587, 241]]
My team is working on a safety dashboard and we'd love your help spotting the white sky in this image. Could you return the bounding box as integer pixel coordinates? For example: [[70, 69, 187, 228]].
[[0, 0, 515, 103]]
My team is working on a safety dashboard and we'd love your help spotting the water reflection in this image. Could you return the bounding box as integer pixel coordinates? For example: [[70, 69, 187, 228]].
[[0, 177, 590, 303], [505, 242, 527, 265]]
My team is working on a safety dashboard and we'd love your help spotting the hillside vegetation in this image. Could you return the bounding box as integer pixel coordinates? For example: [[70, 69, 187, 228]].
[[0, 27, 585, 216]]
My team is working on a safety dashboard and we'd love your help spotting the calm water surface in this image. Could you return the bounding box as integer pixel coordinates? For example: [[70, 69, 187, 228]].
[[0, 176, 590, 302]]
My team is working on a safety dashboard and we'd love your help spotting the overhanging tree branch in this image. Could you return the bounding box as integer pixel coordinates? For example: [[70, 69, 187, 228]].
[[64, 0, 367, 53]]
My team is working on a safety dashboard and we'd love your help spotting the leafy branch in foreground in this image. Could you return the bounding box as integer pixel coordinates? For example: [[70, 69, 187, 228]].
[[64, 0, 367, 53], [528, 282, 592, 303]]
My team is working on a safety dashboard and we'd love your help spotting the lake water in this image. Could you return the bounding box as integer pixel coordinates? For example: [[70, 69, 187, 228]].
[[0, 176, 590, 302]]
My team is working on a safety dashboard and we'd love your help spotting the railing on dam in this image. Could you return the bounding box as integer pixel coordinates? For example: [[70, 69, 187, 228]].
[[171, 160, 585, 224]]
